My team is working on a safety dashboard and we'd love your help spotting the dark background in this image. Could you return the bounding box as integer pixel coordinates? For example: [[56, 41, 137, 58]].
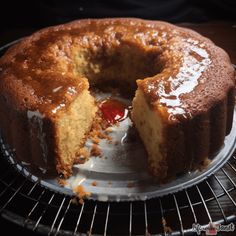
[[0, 0, 236, 235], [0, 0, 236, 31], [1, 0, 236, 47]]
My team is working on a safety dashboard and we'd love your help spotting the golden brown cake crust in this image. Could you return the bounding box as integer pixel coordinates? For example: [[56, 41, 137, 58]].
[[0, 18, 234, 119]]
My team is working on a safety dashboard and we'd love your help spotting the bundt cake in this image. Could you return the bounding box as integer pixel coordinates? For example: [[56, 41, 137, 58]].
[[0, 18, 235, 181]]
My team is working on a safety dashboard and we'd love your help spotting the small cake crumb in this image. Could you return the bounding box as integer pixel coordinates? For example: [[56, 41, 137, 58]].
[[79, 199, 85, 205], [57, 178, 67, 186], [74, 147, 90, 164], [97, 131, 108, 139], [127, 182, 135, 188], [73, 185, 91, 204], [90, 144, 102, 157], [91, 181, 98, 186], [71, 197, 78, 205], [86, 112, 114, 160], [202, 158, 211, 167], [114, 141, 119, 146], [162, 217, 172, 234], [105, 127, 113, 133], [106, 135, 113, 143], [199, 158, 212, 171], [79, 147, 90, 157], [91, 136, 100, 144]]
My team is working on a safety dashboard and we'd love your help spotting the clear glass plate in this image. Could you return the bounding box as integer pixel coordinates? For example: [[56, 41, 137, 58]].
[[6, 93, 236, 202]]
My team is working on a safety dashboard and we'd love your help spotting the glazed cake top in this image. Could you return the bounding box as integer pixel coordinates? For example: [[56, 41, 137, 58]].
[[0, 18, 234, 121]]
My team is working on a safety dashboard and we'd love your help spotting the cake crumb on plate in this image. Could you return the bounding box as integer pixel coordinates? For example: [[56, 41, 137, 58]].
[[91, 181, 98, 186], [90, 144, 102, 157], [73, 185, 91, 204], [57, 178, 67, 186]]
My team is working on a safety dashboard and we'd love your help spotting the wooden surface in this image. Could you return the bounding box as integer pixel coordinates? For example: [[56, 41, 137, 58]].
[[0, 21, 236, 235]]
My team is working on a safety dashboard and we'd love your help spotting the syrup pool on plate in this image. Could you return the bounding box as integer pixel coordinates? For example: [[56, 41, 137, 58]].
[[98, 97, 130, 124]]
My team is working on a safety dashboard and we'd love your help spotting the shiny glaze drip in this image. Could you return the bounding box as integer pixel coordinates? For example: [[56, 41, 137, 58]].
[[143, 38, 212, 121], [0, 19, 213, 118], [161, 40, 211, 118], [98, 98, 129, 124]]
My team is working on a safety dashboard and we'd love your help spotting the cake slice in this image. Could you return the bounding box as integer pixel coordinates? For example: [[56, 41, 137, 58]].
[[55, 87, 97, 177]]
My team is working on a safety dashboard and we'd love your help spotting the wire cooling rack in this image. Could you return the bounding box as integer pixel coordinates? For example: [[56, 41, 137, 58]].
[[1, 137, 236, 235], [1, 41, 236, 236]]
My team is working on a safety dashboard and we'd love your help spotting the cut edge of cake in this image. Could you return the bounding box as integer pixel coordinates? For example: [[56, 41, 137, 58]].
[[55, 88, 97, 177]]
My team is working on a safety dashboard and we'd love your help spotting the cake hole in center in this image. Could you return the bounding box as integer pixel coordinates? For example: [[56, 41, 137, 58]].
[[74, 41, 162, 96]]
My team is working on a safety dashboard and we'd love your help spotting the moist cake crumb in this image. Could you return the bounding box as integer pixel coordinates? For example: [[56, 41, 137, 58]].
[[91, 181, 98, 186], [71, 197, 78, 205], [73, 185, 91, 204], [78, 199, 85, 205], [199, 158, 212, 171], [105, 127, 113, 133], [91, 136, 100, 144], [57, 178, 67, 186], [88, 112, 113, 146], [106, 135, 113, 143], [162, 217, 172, 234], [114, 141, 119, 146], [90, 144, 102, 157], [74, 147, 90, 164]]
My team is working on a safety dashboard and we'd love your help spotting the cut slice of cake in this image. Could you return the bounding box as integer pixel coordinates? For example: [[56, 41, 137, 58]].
[[55, 87, 97, 177]]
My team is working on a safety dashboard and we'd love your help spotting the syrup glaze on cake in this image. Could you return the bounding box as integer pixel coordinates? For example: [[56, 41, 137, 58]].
[[0, 18, 235, 181]]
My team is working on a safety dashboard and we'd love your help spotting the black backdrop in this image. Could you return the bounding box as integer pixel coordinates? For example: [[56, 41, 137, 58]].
[[1, 0, 236, 31]]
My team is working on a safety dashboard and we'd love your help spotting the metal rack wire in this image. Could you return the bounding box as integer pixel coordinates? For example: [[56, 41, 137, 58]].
[[1, 42, 236, 236], [1, 140, 236, 235]]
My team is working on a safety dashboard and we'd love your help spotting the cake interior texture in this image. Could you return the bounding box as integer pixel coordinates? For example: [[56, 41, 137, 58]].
[[56, 88, 97, 177], [132, 89, 165, 177]]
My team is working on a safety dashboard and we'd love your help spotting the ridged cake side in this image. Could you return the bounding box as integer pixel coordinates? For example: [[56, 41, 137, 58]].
[[132, 87, 235, 181]]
